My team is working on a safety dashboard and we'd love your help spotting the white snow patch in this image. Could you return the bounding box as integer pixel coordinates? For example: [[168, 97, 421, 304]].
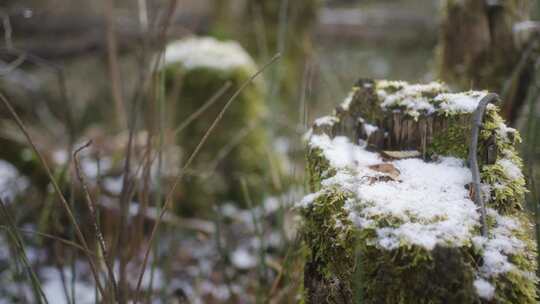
[[163, 37, 256, 72], [363, 123, 378, 137], [355, 156, 478, 250], [305, 134, 479, 251], [474, 278, 495, 299], [434, 91, 487, 113], [103, 176, 123, 194], [377, 81, 447, 117], [41, 267, 96, 304], [231, 248, 257, 269], [52, 149, 69, 165], [513, 20, 540, 33], [0, 160, 29, 201], [497, 158, 523, 180], [496, 122, 516, 140], [314, 115, 339, 127], [340, 90, 356, 110], [296, 191, 322, 209], [375, 81, 488, 116], [309, 134, 380, 170], [474, 209, 525, 278]]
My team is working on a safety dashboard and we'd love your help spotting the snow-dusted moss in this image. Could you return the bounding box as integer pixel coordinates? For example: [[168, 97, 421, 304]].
[[161, 37, 272, 215], [300, 80, 537, 303]]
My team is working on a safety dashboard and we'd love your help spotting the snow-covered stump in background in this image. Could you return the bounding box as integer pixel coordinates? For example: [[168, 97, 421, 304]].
[[299, 79, 537, 303], [161, 37, 273, 215]]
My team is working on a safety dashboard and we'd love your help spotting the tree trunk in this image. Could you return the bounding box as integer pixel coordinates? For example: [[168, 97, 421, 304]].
[[437, 0, 533, 124]]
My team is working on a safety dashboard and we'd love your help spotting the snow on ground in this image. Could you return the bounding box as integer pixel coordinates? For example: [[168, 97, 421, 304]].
[[0, 160, 29, 201], [41, 267, 96, 304]]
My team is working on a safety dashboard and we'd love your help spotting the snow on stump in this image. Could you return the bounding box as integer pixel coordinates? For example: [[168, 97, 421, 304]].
[[161, 37, 271, 215], [299, 79, 537, 303]]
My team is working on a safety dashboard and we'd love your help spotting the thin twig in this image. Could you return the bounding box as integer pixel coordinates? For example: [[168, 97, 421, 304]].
[[73, 141, 119, 302], [123, 80, 233, 188], [201, 121, 257, 178], [0, 226, 96, 257], [0, 93, 106, 298], [469, 93, 499, 237], [110, 5, 179, 298], [0, 53, 26, 75], [133, 53, 282, 303]]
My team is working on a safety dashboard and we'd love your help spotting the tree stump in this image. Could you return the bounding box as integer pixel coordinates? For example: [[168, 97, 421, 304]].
[[300, 79, 537, 303], [161, 36, 274, 215]]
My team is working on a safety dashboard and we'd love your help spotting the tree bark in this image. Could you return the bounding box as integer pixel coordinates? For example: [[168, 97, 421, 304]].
[[437, 0, 533, 124]]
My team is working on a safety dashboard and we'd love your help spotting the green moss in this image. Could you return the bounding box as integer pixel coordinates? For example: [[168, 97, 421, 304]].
[[300, 187, 357, 302], [358, 244, 477, 304], [427, 114, 471, 159], [163, 60, 271, 215], [479, 106, 527, 214], [345, 81, 386, 124], [488, 213, 537, 304], [306, 147, 332, 193]]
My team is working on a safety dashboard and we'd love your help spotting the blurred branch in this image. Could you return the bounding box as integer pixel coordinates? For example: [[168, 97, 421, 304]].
[[4, 7, 196, 59], [103, 0, 127, 130]]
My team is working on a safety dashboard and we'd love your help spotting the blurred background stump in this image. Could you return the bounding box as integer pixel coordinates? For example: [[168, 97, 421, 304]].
[[161, 36, 278, 215]]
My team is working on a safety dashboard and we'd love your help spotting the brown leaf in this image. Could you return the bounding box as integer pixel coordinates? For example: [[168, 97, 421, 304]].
[[368, 163, 400, 180]]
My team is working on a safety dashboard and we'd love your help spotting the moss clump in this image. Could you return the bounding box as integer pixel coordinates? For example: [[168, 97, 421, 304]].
[[306, 148, 333, 193], [300, 187, 357, 302], [479, 106, 527, 213], [359, 244, 477, 304], [162, 38, 273, 215], [427, 114, 472, 159]]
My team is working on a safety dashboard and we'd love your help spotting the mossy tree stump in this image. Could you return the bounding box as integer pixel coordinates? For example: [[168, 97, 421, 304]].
[[299, 80, 537, 303], [161, 37, 272, 215]]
